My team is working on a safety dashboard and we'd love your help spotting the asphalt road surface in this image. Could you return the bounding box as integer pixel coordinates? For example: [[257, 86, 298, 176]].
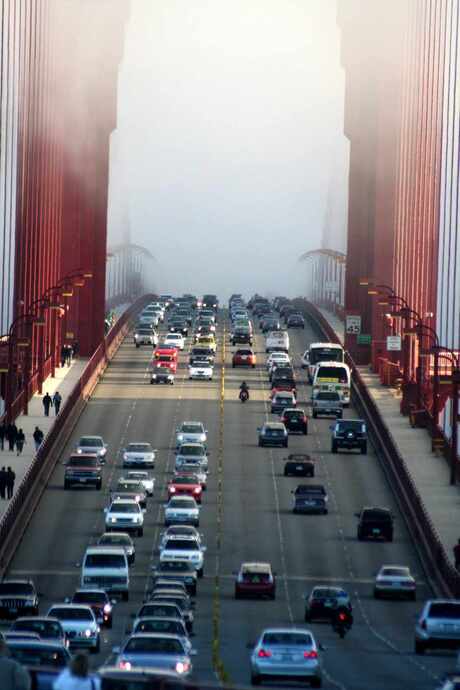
[[3, 310, 456, 689]]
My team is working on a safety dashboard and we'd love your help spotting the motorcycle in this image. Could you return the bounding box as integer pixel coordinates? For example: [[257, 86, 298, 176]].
[[239, 389, 249, 403], [331, 606, 353, 639]]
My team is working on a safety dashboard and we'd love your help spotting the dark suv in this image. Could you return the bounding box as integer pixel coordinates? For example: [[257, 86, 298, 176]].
[[355, 507, 394, 541], [331, 419, 367, 454], [287, 313, 305, 329], [64, 453, 102, 490], [0, 580, 40, 619], [281, 408, 308, 434]]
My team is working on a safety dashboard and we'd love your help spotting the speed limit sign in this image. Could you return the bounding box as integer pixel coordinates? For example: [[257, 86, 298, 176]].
[[346, 315, 362, 335]]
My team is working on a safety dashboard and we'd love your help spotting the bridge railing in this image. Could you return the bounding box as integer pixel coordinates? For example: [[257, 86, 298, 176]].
[[0, 294, 155, 576]]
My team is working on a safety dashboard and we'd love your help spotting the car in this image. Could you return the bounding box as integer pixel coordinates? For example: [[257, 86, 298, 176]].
[[148, 592, 195, 632], [113, 633, 195, 675], [287, 313, 305, 328], [189, 346, 215, 365], [271, 391, 296, 414], [355, 507, 394, 541], [105, 499, 144, 536], [153, 348, 178, 372], [261, 318, 281, 333], [110, 479, 147, 508], [132, 603, 187, 631], [150, 580, 189, 597], [98, 531, 136, 565], [250, 627, 322, 687], [123, 442, 156, 468], [312, 392, 343, 419], [188, 361, 214, 380], [76, 435, 107, 462], [304, 586, 352, 622], [266, 351, 290, 370], [80, 546, 129, 600], [331, 419, 367, 454], [134, 326, 158, 348], [10, 617, 67, 647], [258, 422, 288, 448], [195, 335, 216, 352], [232, 328, 253, 345], [175, 443, 208, 471], [6, 639, 71, 669], [0, 580, 39, 619], [415, 600, 460, 654], [151, 366, 175, 385], [164, 496, 200, 527], [152, 560, 198, 596], [283, 454, 315, 477], [232, 348, 256, 368], [159, 526, 204, 551], [125, 470, 155, 496], [63, 453, 102, 490], [163, 333, 185, 350], [281, 408, 308, 434], [132, 617, 192, 653], [374, 565, 416, 600], [175, 463, 207, 489], [292, 485, 328, 514], [234, 563, 276, 599], [168, 475, 203, 503], [160, 535, 206, 577], [176, 421, 207, 447], [269, 364, 295, 384], [70, 589, 115, 628], [265, 331, 289, 353], [46, 604, 100, 652]]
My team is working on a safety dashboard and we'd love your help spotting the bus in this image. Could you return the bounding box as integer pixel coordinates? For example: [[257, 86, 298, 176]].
[[301, 342, 345, 383], [312, 361, 351, 406]]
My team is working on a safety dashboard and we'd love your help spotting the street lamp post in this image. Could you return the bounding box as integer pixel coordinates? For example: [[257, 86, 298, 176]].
[[432, 346, 460, 486]]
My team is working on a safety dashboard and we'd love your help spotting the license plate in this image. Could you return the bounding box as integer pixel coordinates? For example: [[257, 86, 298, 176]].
[[280, 654, 292, 662], [80, 478, 87, 483], [303, 500, 315, 506], [372, 528, 380, 535], [296, 466, 303, 470]]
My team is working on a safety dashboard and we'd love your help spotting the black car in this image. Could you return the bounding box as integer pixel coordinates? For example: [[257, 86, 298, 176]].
[[150, 366, 174, 385], [355, 507, 394, 541], [189, 347, 215, 364], [292, 485, 328, 514], [168, 320, 188, 336], [281, 408, 308, 434], [0, 580, 39, 619], [283, 453, 315, 477], [331, 419, 367, 454], [258, 422, 288, 447], [304, 586, 352, 622], [287, 313, 305, 328], [232, 328, 252, 345]]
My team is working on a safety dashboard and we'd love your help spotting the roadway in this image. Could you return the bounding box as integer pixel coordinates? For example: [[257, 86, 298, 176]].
[[3, 309, 456, 689]]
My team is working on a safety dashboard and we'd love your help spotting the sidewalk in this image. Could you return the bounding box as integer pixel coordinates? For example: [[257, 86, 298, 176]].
[[0, 357, 88, 520], [318, 306, 459, 568]]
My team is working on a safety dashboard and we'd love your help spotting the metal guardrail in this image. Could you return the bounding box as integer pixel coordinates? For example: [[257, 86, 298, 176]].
[[0, 294, 156, 576], [297, 298, 460, 598]]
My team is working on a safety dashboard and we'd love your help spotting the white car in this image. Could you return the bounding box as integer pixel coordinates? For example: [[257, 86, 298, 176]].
[[76, 436, 107, 462], [164, 496, 200, 527], [134, 327, 159, 348], [374, 565, 416, 600], [160, 535, 206, 578], [175, 443, 208, 472], [163, 333, 185, 350], [139, 314, 160, 328], [125, 470, 155, 496], [123, 442, 156, 468], [105, 499, 144, 537], [188, 362, 213, 380], [176, 422, 207, 447], [46, 604, 100, 652], [159, 526, 204, 551], [132, 617, 192, 653], [266, 351, 291, 371], [113, 633, 195, 676], [175, 464, 207, 489], [301, 349, 310, 369]]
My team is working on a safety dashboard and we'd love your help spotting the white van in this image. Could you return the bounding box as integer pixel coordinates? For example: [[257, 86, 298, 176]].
[[312, 361, 351, 406], [265, 331, 289, 353], [81, 546, 129, 601], [302, 342, 345, 383]]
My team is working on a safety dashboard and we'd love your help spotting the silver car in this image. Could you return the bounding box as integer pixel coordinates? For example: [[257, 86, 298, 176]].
[[134, 327, 158, 348], [123, 442, 156, 468], [175, 443, 208, 472], [374, 565, 416, 600], [76, 436, 107, 462], [164, 496, 200, 527], [132, 617, 192, 653], [176, 422, 207, 447], [125, 470, 155, 496], [46, 604, 100, 652], [113, 633, 195, 676], [415, 600, 460, 654], [250, 627, 322, 686]]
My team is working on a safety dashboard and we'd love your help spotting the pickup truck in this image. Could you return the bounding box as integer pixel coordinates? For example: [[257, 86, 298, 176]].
[[292, 484, 328, 514], [64, 453, 102, 490], [312, 391, 343, 419]]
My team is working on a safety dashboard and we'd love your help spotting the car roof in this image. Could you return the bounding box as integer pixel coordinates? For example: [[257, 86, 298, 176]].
[[6, 640, 67, 650], [264, 422, 286, 429], [85, 546, 127, 555], [127, 632, 182, 641], [261, 627, 313, 636], [0, 578, 34, 585], [241, 562, 271, 571]]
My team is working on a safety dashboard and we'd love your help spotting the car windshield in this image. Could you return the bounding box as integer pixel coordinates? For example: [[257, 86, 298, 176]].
[[380, 567, 409, 577], [13, 620, 61, 637], [135, 620, 184, 635], [110, 503, 140, 514], [317, 393, 340, 401], [84, 554, 126, 568], [67, 456, 98, 467], [9, 646, 68, 667], [166, 334, 181, 340], [79, 438, 103, 448], [137, 329, 152, 335], [169, 499, 195, 509], [181, 424, 203, 433], [73, 592, 106, 604], [116, 482, 144, 492], [164, 540, 199, 551], [262, 632, 313, 647], [286, 411, 304, 419], [126, 444, 152, 453], [362, 510, 391, 522], [429, 603, 460, 619], [49, 608, 92, 621], [337, 421, 364, 432], [310, 347, 344, 365], [173, 477, 199, 485], [0, 583, 34, 595], [178, 446, 204, 456], [100, 534, 131, 546], [312, 588, 344, 599], [316, 366, 349, 383], [158, 356, 173, 362], [125, 638, 184, 654]]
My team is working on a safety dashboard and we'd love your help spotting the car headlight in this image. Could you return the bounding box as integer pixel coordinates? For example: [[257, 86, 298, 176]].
[[123, 453, 128, 460], [176, 661, 190, 674], [100, 448, 107, 456], [103, 603, 112, 614], [77, 448, 82, 454], [109, 517, 117, 523], [84, 629, 92, 638]]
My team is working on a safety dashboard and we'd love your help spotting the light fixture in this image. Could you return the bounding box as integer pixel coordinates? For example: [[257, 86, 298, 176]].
[[378, 300, 389, 306], [83, 272, 93, 278], [359, 278, 371, 286], [17, 338, 30, 347], [73, 280, 85, 287], [34, 317, 46, 327], [367, 289, 378, 295], [61, 290, 73, 297]]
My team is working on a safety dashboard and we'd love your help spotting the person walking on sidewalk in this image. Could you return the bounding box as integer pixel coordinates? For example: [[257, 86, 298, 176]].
[[15, 429, 25, 456], [6, 422, 17, 451], [60, 345, 67, 368], [53, 391, 62, 415], [33, 426, 44, 452], [0, 467, 6, 499], [0, 420, 6, 450], [454, 539, 460, 571], [6, 467, 15, 499], [43, 392, 52, 416], [0, 638, 31, 690]]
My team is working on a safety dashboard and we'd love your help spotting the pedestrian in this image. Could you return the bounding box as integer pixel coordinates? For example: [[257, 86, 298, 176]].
[[0, 420, 6, 450], [53, 391, 62, 415], [15, 428, 25, 456], [43, 392, 52, 416], [0, 637, 31, 689], [0, 466, 6, 499], [6, 422, 17, 451], [66, 344, 73, 366], [60, 345, 67, 367], [33, 426, 44, 452], [72, 340, 79, 360], [53, 651, 100, 690], [454, 539, 460, 571], [6, 467, 15, 499]]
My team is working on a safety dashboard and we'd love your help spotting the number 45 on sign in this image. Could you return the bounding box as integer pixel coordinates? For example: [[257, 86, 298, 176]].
[[346, 315, 361, 335]]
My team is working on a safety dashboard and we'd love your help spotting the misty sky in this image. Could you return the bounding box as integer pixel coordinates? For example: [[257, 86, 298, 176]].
[[108, 0, 348, 300]]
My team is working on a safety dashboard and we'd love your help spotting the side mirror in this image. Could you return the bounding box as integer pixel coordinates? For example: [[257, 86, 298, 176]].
[[64, 597, 71, 604], [319, 643, 326, 652], [354, 512, 360, 518]]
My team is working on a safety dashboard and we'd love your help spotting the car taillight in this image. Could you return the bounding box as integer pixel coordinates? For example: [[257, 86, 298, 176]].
[[194, 487, 201, 494], [304, 650, 318, 659], [119, 661, 132, 670], [258, 649, 272, 658]]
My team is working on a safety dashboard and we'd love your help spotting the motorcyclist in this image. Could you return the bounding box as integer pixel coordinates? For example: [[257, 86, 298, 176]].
[[331, 605, 353, 638], [239, 382, 249, 401], [240, 382, 249, 392]]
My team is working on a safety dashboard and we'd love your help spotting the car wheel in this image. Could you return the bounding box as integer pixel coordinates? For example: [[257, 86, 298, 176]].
[[92, 636, 100, 654], [258, 440, 263, 447], [311, 677, 322, 688], [410, 591, 416, 601], [361, 443, 367, 454], [106, 618, 113, 629], [415, 640, 425, 655], [191, 585, 197, 596], [252, 364, 255, 368], [122, 591, 129, 602], [138, 527, 144, 537], [304, 428, 308, 435], [331, 442, 338, 454], [387, 533, 393, 542], [251, 674, 261, 686], [357, 530, 364, 541], [309, 470, 315, 477], [96, 481, 102, 491], [235, 590, 240, 599]]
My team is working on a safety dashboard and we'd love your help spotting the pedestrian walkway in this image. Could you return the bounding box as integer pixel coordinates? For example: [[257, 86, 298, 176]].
[[318, 306, 460, 568], [0, 357, 88, 520]]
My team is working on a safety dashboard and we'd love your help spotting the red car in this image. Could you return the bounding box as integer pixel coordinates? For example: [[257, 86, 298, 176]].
[[234, 562, 276, 599], [232, 348, 256, 368], [270, 381, 297, 398], [152, 348, 178, 373], [168, 475, 203, 503]]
